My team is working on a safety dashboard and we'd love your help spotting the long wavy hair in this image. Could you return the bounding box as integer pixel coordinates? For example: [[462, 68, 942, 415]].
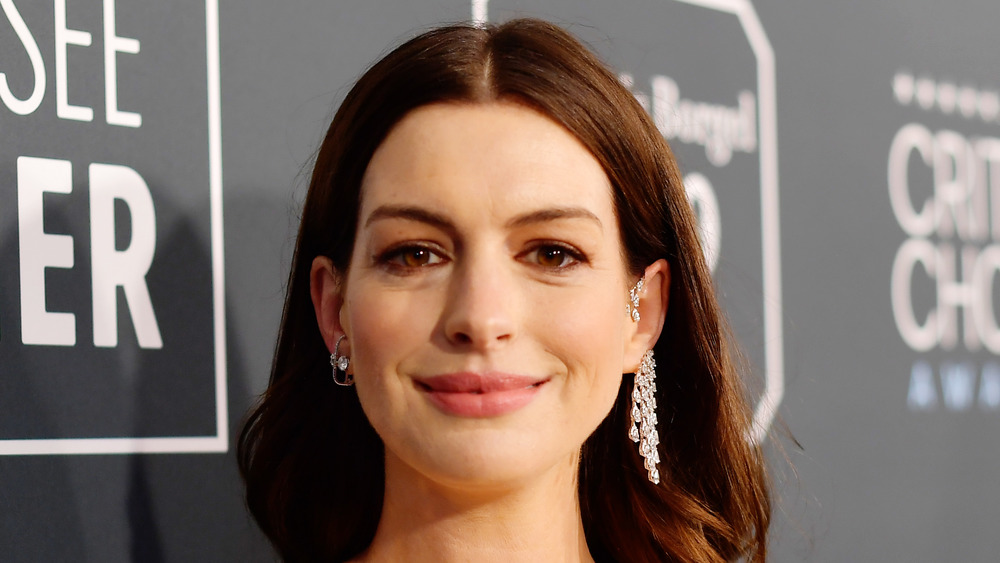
[[238, 18, 770, 562]]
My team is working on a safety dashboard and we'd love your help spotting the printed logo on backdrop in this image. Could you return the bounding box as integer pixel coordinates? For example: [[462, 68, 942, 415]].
[[0, 0, 226, 454], [890, 71, 1000, 413], [616, 2, 783, 443], [476, 0, 783, 442]]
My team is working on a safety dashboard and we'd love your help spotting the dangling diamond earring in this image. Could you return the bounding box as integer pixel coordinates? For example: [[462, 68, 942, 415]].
[[629, 350, 660, 484], [330, 335, 353, 386]]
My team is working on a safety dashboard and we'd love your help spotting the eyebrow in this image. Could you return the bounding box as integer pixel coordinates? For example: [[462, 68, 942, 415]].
[[365, 204, 603, 232], [505, 207, 603, 230], [365, 205, 457, 237]]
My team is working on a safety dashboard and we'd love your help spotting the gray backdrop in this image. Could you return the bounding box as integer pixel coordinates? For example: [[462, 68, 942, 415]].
[[1, 0, 998, 561]]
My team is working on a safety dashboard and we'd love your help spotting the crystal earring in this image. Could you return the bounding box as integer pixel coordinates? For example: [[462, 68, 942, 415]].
[[330, 335, 353, 386], [626, 278, 644, 322], [629, 350, 660, 484]]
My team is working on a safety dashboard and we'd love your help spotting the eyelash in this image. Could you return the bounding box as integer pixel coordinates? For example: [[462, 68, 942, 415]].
[[374, 241, 589, 273]]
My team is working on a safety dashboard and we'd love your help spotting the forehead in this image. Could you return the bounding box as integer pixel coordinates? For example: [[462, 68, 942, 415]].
[[359, 102, 616, 225]]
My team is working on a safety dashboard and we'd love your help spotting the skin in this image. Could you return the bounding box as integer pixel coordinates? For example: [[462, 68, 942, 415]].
[[311, 102, 669, 562]]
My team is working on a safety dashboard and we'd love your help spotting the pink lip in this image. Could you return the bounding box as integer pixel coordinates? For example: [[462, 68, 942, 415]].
[[414, 372, 548, 417]]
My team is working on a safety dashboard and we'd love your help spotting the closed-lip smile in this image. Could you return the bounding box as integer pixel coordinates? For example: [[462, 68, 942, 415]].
[[414, 372, 548, 417]]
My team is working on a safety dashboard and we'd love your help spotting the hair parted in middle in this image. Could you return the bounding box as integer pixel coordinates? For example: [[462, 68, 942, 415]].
[[238, 18, 770, 562]]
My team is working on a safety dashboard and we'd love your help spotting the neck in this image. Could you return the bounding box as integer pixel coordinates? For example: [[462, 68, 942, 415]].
[[357, 450, 594, 563]]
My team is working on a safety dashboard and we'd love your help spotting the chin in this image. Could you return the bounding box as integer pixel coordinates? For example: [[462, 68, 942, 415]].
[[390, 433, 576, 491]]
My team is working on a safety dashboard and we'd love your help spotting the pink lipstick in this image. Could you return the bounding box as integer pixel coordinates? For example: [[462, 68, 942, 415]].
[[414, 372, 547, 417]]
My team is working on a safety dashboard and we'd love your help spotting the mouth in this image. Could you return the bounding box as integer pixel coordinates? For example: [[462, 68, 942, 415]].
[[414, 372, 549, 417]]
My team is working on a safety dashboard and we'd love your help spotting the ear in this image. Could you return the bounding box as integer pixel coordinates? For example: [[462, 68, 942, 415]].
[[310, 256, 348, 355], [622, 259, 670, 373]]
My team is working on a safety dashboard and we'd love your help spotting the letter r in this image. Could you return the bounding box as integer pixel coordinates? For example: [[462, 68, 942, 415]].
[[89, 163, 162, 348]]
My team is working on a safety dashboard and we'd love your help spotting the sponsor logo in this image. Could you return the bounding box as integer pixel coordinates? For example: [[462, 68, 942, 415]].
[[889, 71, 1000, 413]]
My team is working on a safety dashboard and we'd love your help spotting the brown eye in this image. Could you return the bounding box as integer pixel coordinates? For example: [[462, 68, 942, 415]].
[[524, 243, 584, 270], [402, 248, 433, 267], [536, 246, 568, 267], [379, 245, 445, 270]]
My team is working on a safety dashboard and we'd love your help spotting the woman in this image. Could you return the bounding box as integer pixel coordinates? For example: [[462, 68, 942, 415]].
[[239, 18, 770, 562]]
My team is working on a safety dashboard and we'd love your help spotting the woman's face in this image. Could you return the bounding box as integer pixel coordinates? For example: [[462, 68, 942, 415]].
[[337, 102, 642, 488]]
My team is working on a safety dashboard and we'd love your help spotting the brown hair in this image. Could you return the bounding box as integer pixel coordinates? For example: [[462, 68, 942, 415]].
[[238, 18, 770, 562]]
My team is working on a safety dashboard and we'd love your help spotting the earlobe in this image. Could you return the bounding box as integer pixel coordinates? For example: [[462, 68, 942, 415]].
[[622, 259, 670, 372], [310, 256, 347, 353]]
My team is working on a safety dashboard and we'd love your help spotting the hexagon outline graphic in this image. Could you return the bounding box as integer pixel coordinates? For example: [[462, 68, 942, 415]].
[[671, 0, 783, 443]]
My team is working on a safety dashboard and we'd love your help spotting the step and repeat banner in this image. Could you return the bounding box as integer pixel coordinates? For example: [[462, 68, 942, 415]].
[[1, 0, 996, 560]]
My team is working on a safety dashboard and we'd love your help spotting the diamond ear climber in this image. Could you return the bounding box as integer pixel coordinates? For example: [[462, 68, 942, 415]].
[[626, 278, 644, 322]]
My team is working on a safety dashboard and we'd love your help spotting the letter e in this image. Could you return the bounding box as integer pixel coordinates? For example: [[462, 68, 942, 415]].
[[55, 0, 94, 122], [103, 0, 141, 127], [17, 156, 76, 346]]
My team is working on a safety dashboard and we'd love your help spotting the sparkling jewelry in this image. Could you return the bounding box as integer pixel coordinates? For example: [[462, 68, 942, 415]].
[[626, 278, 644, 322], [629, 350, 660, 484], [330, 335, 353, 386]]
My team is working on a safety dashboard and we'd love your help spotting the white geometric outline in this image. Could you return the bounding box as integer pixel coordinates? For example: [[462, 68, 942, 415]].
[[0, 0, 228, 455], [472, 0, 488, 25], [674, 0, 783, 443], [473, 0, 783, 443]]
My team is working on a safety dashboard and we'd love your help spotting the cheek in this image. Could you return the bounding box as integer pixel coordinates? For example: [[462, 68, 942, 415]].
[[343, 285, 440, 413], [346, 282, 436, 364], [540, 287, 627, 410]]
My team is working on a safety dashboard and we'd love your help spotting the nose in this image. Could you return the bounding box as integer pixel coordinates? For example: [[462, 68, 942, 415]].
[[441, 258, 517, 350]]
